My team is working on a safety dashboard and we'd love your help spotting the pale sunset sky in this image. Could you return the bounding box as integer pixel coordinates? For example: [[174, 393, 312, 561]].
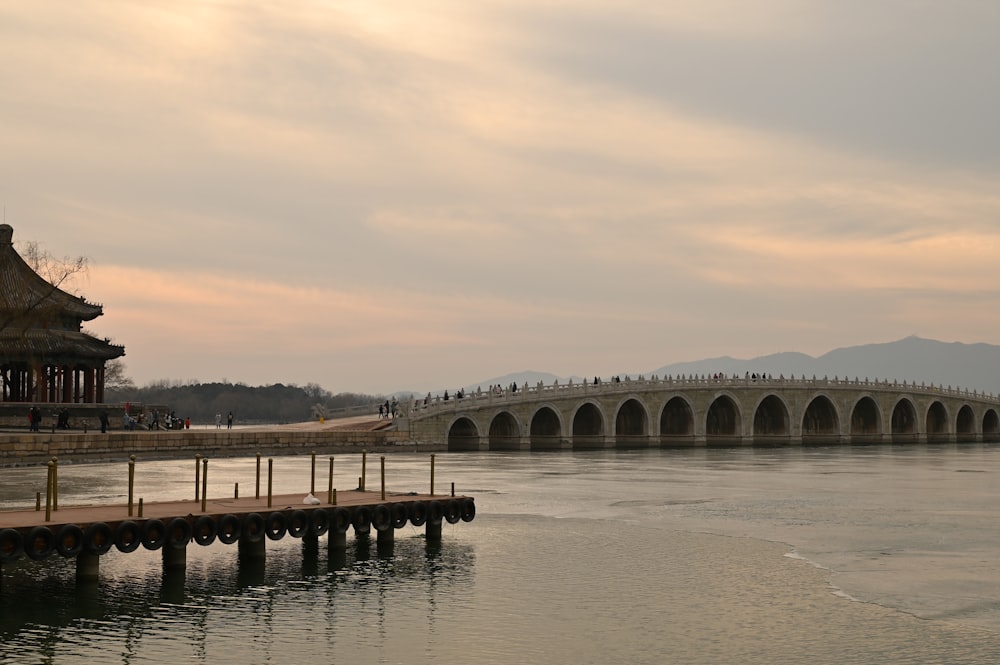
[[2, 2, 998, 394]]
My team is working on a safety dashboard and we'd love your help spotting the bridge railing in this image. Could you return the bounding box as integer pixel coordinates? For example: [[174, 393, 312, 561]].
[[409, 374, 999, 416]]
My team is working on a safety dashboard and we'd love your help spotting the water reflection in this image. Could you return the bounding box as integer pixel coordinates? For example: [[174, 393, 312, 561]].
[[0, 531, 476, 655]]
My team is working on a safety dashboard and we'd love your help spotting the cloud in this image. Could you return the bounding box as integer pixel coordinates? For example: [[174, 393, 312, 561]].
[[3, 1, 1000, 393], [512, 1, 1000, 170]]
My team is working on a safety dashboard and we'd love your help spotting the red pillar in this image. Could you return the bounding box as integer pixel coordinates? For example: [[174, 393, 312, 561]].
[[47, 365, 57, 402], [84, 367, 95, 403], [96, 366, 106, 403], [30, 364, 41, 402], [62, 366, 72, 403]]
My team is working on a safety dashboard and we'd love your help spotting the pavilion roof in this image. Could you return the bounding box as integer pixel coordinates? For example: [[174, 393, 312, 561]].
[[0, 224, 104, 322], [0, 328, 125, 363]]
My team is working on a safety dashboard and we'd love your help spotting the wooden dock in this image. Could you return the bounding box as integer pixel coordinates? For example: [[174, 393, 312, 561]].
[[0, 489, 476, 582]]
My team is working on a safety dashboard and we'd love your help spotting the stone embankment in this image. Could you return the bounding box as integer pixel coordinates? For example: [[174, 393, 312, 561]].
[[0, 417, 429, 467]]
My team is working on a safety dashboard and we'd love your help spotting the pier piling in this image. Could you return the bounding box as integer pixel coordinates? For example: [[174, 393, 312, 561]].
[[238, 536, 266, 561], [76, 552, 99, 580], [162, 544, 186, 571]]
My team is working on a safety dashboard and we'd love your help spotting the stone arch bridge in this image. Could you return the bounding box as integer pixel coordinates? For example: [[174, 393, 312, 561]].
[[406, 375, 1000, 451]]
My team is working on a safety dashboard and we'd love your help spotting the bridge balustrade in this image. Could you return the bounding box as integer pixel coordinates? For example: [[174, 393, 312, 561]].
[[408, 373, 1000, 450], [411, 374, 997, 416]]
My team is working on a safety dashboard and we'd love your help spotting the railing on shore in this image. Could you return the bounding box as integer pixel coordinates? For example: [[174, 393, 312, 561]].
[[323, 403, 383, 419]]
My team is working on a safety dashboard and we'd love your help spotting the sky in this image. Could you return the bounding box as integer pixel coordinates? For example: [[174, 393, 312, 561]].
[[2, 1, 999, 395]]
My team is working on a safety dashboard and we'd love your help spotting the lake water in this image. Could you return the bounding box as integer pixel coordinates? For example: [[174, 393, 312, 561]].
[[2, 444, 1000, 664]]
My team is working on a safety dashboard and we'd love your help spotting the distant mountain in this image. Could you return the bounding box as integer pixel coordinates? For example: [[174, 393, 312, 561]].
[[458, 337, 1000, 398], [651, 337, 1000, 396]]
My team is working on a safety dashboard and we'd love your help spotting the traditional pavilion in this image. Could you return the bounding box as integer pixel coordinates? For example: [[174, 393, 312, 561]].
[[0, 224, 124, 404]]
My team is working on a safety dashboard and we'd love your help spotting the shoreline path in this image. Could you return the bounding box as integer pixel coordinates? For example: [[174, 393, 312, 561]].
[[236, 415, 390, 433]]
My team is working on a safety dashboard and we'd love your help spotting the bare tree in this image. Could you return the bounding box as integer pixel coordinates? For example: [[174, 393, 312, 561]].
[[0, 238, 90, 334], [19, 239, 88, 293], [103, 358, 135, 392]]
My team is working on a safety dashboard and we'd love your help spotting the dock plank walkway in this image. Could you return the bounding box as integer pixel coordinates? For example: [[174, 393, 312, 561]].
[[0, 490, 459, 530]]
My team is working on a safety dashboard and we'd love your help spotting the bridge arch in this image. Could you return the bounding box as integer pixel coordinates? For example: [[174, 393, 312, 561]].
[[488, 411, 522, 450], [572, 401, 606, 449], [984, 409, 1000, 443], [530, 405, 563, 450], [659, 395, 695, 442], [753, 394, 790, 444], [891, 398, 918, 443], [850, 395, 882, 441], [615, 397, 649, 447], [925, 401, 949, 442], [956, 404, 976, 441], [706, 393, 741, 444], [447, 416, 480, 451], [802, 394, 840, 444], [409, 377, 1000, 449]]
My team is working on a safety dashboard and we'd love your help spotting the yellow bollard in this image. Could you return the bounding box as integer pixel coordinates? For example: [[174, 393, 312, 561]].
[[201, 458, 208, 513]]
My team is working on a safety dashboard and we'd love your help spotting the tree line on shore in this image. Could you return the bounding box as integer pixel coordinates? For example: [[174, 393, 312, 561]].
[[106, 379, 388, 426]]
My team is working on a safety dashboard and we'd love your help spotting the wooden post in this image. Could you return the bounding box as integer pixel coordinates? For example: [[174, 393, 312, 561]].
[[310, 451, 316, 495], [138, 498, 144, 518], [128, 455, 135, 516], [380, 456, 386, 500], [328, 457, 334, 504], [430, 454, 436, 496], [195, 454, 201, 502], [267, 458, 273, 508], [45, 461, 53, 522], [361, 451, 367, 491], [255, 452, 261, 499], [52, 457, 58, 512]]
